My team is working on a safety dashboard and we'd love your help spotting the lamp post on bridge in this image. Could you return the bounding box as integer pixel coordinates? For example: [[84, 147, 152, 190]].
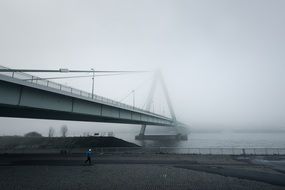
[[132, 89, 135, 108], [91, 68, 95, 99]]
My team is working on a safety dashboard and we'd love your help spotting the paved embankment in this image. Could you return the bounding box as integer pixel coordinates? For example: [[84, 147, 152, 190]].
[[0, 153, 285, 190]]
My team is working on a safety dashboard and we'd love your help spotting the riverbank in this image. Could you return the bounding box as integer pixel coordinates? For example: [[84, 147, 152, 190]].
[[0, 136, 139, 150], [0, 153, 285, 190]]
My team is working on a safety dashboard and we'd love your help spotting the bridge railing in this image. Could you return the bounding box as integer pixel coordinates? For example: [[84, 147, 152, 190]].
[[0, 66, 170, 119]]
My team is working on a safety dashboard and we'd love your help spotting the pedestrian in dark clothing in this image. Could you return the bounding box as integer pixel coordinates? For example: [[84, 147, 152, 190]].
[[84, 149, 92, 165]]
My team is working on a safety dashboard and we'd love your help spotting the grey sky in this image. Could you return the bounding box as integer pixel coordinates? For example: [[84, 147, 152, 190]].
[[0, 0, 285, 135]]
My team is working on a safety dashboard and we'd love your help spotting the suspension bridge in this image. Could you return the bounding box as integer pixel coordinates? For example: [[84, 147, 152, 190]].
[[0, 66, 188, 140]]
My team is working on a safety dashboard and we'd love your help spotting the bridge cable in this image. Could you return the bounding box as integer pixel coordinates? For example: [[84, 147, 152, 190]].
[[22, 73, 135, 81], [119, 77, 152, 106], [0, 69, 148, 73]]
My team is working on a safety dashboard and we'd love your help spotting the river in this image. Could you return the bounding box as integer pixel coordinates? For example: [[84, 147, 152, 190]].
[[114, 130, 285, 148]]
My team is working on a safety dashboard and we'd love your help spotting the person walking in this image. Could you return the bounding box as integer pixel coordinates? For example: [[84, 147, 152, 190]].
[[84, 148, 92, 165]]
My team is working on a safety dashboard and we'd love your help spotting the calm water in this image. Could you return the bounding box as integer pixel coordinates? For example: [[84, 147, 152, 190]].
[[115, 131, 285, 148], [67, 123, 285, 148]]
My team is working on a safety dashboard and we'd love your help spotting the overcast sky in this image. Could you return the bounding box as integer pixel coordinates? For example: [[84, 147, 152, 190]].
[[0, 0, 285, 135]]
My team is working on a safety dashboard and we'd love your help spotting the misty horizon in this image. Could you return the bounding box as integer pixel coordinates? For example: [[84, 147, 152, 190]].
[[0, 0, 285, 135]]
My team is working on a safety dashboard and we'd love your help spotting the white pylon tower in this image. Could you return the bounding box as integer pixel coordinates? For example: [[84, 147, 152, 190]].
[[138, 70, 179, 137]]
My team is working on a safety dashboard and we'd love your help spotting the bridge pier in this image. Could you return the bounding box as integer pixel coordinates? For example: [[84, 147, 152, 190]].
[[135, 71, 188, 141], [139, 124, 147, 136], [135, 124, 188, 141]]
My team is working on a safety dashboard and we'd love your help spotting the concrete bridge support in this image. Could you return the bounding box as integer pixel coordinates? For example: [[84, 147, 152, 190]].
[[136, 71, 188, 140]]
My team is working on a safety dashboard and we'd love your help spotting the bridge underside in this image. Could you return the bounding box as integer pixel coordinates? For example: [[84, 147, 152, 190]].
[[0, 104, 173, 126], [0, 76, 174, 127]]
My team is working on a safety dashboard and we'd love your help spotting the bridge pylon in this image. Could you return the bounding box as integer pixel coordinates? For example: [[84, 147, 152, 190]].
[[135, 70, 187, 140]]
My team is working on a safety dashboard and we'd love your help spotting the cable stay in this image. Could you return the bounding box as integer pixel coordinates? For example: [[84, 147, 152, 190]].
[[119, 77, 152, 105], [22, 72, 137, 81], [0, 69, 148, 73]]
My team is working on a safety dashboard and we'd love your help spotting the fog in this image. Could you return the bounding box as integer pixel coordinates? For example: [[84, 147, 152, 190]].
[[0, 0, 285, 136]]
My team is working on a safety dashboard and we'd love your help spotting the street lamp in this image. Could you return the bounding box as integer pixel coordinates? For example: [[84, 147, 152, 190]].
[[91, 68, 95, 99], [132, 90, 135, 108]]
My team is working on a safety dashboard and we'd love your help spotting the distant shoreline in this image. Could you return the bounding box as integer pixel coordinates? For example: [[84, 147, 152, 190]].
[[190, 130, 285, 133]]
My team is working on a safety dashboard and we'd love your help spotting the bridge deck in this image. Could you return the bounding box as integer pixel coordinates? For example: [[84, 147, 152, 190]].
[[0, 66, 174, 126]]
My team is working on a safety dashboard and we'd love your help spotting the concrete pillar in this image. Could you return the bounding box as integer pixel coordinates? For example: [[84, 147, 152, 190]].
[[139, 124, 146, 136]]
